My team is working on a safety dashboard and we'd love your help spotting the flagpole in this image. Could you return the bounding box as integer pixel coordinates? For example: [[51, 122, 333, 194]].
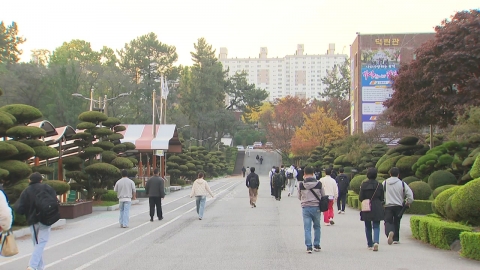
[[159, 75, 164, 126], [163, 76, 168, 124]]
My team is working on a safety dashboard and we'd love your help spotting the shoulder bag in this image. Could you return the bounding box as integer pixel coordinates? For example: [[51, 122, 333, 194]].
[[0, 230, 18, 257], [309, 189, 329, 212], [361, 183, 379, 212]]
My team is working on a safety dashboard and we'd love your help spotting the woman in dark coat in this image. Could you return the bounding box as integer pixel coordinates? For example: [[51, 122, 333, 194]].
[[359, 168, 384, 251]]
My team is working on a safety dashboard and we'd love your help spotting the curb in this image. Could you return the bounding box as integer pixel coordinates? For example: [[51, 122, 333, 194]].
[[13, 219, 67, 238], [92, 199, 140, 211]]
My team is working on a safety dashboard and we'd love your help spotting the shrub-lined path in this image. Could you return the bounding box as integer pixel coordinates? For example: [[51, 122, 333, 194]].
[[1, 174, 479, 269]]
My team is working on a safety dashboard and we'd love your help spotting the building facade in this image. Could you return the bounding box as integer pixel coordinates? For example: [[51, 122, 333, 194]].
[[350, 33, 435, 134], [219, 44, 347, 102]]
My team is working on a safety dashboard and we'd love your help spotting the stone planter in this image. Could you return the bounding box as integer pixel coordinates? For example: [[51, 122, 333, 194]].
[[59, 201, 93, 219]]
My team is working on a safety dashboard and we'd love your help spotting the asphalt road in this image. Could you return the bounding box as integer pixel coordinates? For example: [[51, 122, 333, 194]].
[[1, 151, 479, 270]]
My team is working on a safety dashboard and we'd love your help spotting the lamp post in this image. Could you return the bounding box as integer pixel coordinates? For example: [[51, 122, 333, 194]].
[[72, 91, 130, 115]]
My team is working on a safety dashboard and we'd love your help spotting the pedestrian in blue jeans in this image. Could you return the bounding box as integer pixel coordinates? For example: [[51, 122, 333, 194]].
[[114, 170, 136, 228], [190, 172, 214, 220], [359, 168, 385, 251], [298, 166, 325, 253]]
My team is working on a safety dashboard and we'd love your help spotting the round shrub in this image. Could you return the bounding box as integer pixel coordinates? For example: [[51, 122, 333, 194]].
[[0, 160, 32, 181], [63, 156, 83, 166], [93, 127, 114, 137], [6, 126, 46, 139], [102, 151, 117, 163], [0, 111, 15, 128], [19, 139, 46, 148], [103, 117, 122, 127], [114, 125, 126, 132], [444, 196, 462, 221], [78, 111, 108, 123], [403, 176, 420, 184], [107, 133, 124, 141], [111, 157, 134, 169], [31, 165, 55, 174], [451, 178, 480, 225], [94, 141, 115, 150], [350, 174, 367, 194], [33, 146, 59, 159], [469, 155, 480, 179], [432, 185, 457, 199], [0, 168, 9, 178], [0, 104, 42, 124], [6, 140, 35, 160], [428, 170, 457, 190], [124, 142, 136, 151], [112, 144, 126, 153], [378, 155, 404, 174], [398, 136, 419, 146], [0, 141, 19, 159], [101, 190, 118, 201], [83, 147, 104, 156], [408, 181, 432, 200], [85, 163, 121, 178], [433, 186, 461, 217], [77, 122, 97, 130], [396, 155, 420, 175], [72, 132, 93, 140], [44, 180, 70, 195]]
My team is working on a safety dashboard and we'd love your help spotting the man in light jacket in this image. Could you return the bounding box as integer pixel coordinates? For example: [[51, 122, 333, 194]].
[[383, 167, 414, 244], [114, 170, 136, 228], [298, 166, 325, 253], [320, 168, 339, 226], [145, 169, 165, 222], [286, 165, 298, 197]]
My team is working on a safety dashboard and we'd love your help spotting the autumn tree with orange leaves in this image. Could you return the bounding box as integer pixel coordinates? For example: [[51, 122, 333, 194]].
[[260, 96, 314, 154], [291, 107, 346, 157]]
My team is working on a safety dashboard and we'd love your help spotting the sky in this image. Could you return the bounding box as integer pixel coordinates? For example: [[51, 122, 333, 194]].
[[1, 0, 479, 66]]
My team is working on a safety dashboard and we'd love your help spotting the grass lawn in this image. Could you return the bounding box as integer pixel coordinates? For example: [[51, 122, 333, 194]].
[[92, 201, 118, 207]]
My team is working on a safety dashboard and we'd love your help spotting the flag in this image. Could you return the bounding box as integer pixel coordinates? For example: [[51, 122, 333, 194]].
[[162, 76, 169, 100]]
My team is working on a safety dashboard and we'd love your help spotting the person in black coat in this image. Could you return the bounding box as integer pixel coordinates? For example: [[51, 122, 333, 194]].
[[359, 168, 384, 251]]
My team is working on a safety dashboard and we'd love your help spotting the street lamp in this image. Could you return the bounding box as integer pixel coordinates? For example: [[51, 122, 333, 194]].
[[72, 91, 130, 115]]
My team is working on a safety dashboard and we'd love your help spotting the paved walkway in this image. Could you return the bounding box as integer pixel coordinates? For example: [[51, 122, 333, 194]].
[[1, 175, 479, 269]]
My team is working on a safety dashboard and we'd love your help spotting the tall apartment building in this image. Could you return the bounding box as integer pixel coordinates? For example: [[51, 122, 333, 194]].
[[219, 44, 347, 102]]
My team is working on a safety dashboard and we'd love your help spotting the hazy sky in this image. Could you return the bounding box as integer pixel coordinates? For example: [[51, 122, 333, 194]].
[[1, 0, 479, 65]]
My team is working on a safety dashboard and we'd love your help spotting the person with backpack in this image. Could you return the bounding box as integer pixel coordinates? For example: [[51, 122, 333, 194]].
[[114, 170, 137, 228], [269, 166, 276, 197], [314, 166, 322, 180], [14, 172, 60, 270], [259, 156, 263, 164], [335, 168, 350, 214], [296, 166, 304, 183], [255, 154, 260, 164], [298, 166, 325, 253], [383, 167, 414, 244], [330, 166, 338, 180], [286, 165, 298, 197], [272, 167, 283, 201], [279, 165, 287, 191], [241, 166, 246, 177], [246, 167, 260, 208]]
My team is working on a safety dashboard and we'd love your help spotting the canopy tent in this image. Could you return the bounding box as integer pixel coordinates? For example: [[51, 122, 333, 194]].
[[119, 124, 181, 153]]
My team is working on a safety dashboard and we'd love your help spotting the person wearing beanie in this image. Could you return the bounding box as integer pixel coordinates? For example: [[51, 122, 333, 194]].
[[15, 172, 59, 270]]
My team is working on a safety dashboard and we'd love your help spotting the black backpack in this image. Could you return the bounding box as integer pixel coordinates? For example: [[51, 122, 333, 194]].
[[249, 174, 259, 189], [280, 170, 286, 180], [274, 174, 283, 187], [33, 186, 60, 226], [314, 171, 321, 180], [286, 171, 294, 179]]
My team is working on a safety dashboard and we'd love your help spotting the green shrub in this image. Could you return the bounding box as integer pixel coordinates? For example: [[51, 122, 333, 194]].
[[428, 170, 457, 190], [13, 208, 27, 226], [0, 160, 32, 180], [31, 165, 54, 174], [101, 190, 118, 201], [398, 136, 419, 146], [432, 185, 457, 199], [405, 200, 433, 215], [352, 196, 359, 209], [103, 117, 121, 127], [419, 218, 431, 243], [176, 178, 186, 186], [444, 196, 462, 221], [378, 155, 404, 174], [409, 181, 432, 200], [470, 155, 480, 179], [460, 232, 480, 261], [6, 126, 46, 139], [350, 175, 367, 194], [77, 122, 97, 130], [0, 141, 19, 159], [433, 186, 460, 217], [78, 111, 108, 123], [427, 219, 473, 250], [396, 155, 420, 175], [94, 141, 115, 150], [33, 146, 59, 160], [44, 180, 70, 195], [6, 141, 35, 160], [403, 176, 420, 184], [111, 157, 134, 169], [347, 195, 353, 207], [451, 178, 480, 225], [410, 216, 422, 239], [0, 104, 42, 124]]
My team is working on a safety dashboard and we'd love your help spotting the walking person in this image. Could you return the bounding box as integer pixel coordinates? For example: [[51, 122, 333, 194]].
[[296, 166, 304, 183], [259, 156, 263, 164], [383, 167, 414, 244], [246, 167, 260, 208], [286, 165, 298, 197], [190, 172, 215, 220], [14, 172, 60, 270], [114, 170, 136, 228], [320, 168, 338, 226], [359, 168, 384, 251], [272, 167, 283, 201], [256, 154, 260, 164], [145, 169, 165, 222], [298, 166, 325, 253], [241, 166, 246, 177], [269, 166, 276, 197], [0, 184, 13, 234], [335, 168, 350, 214]]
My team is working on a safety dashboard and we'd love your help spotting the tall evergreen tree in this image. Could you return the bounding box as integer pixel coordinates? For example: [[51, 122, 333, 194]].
[[0, 21, 26, 64]]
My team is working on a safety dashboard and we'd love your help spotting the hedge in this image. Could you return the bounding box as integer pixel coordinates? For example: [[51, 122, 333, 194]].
[[405, 200, 434, 215], [352, 196, 359, 209], [451, 178, 480, 225], [432, 185, 457, 199], [410, 216, 473, 250], [101, 190, 118, 201], [433, 186, 460, 217], [460, 232, 480, 261], [403, 176, 420, 185]]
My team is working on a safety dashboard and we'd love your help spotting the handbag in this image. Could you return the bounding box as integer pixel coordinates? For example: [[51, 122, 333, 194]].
[[361, 183, 379, 212], [309, 189, 329, 212], [0, 230, 19, 257]]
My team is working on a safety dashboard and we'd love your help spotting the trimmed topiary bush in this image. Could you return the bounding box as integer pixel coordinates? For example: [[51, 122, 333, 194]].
[[403, 176, 420, 184], [77, 122, 97, 130], [111, 157, 134, 169], [6, 126, 46, 139], [460, 232, 480, 261], [78, 111, 108, 123], [405, 200, 434, 215], [378, 155, 404, 174], [33, 146, 59, 160], [6, 141, 35, 160], [0, 104, 42, 124], [408, 181, 432, 200], [397, 136, 419, 146], [428, 170, 457, 190], [469, 155, 480, 179], [0, 160, 32, 181], [31, 165, 55, 174], [44, 180, 70, 195], [350, 175, 367, 194], [0, 141, 19, 159], [444, 196, 462, 221], [101, 190, 118, 201], [432, 185, 457, 199], [395, 155, 420, 176], [433, 186, 461, 217], [427, 218, 473, 250], [451, 178, 480, 225]]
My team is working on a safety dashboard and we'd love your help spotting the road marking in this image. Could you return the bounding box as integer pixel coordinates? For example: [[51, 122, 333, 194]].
[[43, 181, 240, 269], [0, 180, 233, 267]]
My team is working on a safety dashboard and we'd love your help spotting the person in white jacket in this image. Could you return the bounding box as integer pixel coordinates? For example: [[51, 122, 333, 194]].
[[190, 172, 214, 220], [0, 188, 13, 232], [286, 165, 298, 197], [320, 168, 339, 226]]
